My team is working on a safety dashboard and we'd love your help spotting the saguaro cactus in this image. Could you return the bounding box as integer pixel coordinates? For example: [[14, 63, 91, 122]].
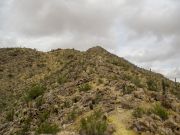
[[175, 78, 177, 89], [162, 79, 167, 96]]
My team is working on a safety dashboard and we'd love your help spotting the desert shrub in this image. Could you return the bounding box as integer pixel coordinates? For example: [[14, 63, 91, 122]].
[[38, 110, 50, 122], [6, 109, 14, 121], [132, 76, 143, 88], [17, 117, 31, 135], [98, 78, 103, 84], [111, 59, 120, 66], [147, 78, 158, 91], [94, 92, 103, 104], [36, 96, 44, 107], [67, 108, 78, 121], [122, 74, 132, 81], [122, 84, 135, 94], [111, 75, 118, 80], [57, 75, 67, 84], [152, 103, 169, 120], [133, 107, 145, 118], [36, 122, 59, 134], [25, 84, 46, 101], [79, 109, 107, 135], [79, 83, 91, 92], [63, 100, 71, 108]]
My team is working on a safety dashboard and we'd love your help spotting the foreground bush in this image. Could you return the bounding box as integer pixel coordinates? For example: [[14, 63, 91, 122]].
[[152, 103, 169, 120], [79, 109, 107, 135], [25, 84, 46, 101]]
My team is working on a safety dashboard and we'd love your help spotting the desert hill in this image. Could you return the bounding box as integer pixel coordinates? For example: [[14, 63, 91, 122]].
[[0, 46, 180, 135]]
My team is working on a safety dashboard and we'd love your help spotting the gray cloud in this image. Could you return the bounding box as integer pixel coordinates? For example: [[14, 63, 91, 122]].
[[0, 0, 180, 80]]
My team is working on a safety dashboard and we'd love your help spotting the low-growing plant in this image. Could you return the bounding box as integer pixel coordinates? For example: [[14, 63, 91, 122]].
[[79, 109, 108, 135], [36, 96, 44, 107], [63, 100, 71, 108], [79, 83, 91, 92], [57, 75, 68, 84], [121, 74, 132, 81], [132, 76, 143, 88], [36, 122, 59, 134], [152, 103, 169, 120], [17, 117, 32, 135], [98, 78, 103, 84], [39, 110, 50, 122], [122, 84, 135, 94], [67, 108, 78, 121], [6, 109, 14, 121], [25, 84, 46, 101], [132, 107, 145, 118]]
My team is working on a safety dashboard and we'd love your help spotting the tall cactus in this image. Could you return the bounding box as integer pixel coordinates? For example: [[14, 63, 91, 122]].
[[162, 79, 167, 96], [175, 78, 177, 89]]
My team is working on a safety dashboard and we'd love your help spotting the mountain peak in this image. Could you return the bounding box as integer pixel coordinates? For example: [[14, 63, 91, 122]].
[[87, 46, 108, 53]]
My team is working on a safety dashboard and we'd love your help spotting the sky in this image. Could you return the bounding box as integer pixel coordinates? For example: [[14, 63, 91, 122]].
[[0, 0, 180, 81]]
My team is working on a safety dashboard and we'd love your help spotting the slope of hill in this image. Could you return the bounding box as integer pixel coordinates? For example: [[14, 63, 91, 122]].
[[0, 46, 180, 135]]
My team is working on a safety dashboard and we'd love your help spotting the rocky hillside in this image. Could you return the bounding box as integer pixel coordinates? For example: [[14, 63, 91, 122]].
[[0, 46, 180, 135]]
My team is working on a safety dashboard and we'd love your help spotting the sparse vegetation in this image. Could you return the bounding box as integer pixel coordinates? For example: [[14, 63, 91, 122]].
[[132, 76, 143, 88], [57, 75, 68, 84], [79, 109, 107, 135], [67, 107, 78, 121], [1, 47, 180, 135], [98, 78, 103, 84], [79, 83, 91, 92], [6, 109, 14, 121], [36, 122, 59, 134], [17, 117, 32, 135], [39, 110, 50, 122], [133, 107, 145, 118], [122, 84, 135, 94], [36, 96, 44, 107]]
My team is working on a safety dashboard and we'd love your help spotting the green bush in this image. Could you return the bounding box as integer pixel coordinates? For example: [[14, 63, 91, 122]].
[[147, 78, 157, 91], [79, 83, 91, 92], [80, 109, 107, 135], [6, 109, 14, 121], [25, 84, 46, 101], [132, 107, 145, 118], [36, 122, 59, 134], [152, 104, 169, 120]]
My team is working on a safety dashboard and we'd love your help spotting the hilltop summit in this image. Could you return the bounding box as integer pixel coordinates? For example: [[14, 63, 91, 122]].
[[0, 47, 179, 135]]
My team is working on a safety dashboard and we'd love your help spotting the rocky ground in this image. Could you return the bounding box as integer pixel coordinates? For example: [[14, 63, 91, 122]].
[[0, 46, 180, 135]]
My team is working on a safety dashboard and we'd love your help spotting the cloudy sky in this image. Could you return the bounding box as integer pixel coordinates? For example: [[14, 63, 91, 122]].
[[0, 0, 179, 81]]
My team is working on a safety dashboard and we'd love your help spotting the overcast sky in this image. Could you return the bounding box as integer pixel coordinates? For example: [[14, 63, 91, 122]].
[[0, 0, 179, 81]]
